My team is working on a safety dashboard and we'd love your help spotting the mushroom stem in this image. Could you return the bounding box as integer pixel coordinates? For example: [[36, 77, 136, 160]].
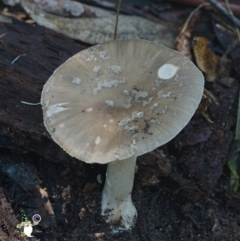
[[101, 156, 137, 230]]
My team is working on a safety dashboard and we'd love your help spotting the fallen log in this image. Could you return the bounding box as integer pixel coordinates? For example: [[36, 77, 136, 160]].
[[0, 19, 87, 162]]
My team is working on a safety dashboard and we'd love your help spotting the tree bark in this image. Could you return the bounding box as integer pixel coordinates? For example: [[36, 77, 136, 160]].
[[0, 19, 88, 162]]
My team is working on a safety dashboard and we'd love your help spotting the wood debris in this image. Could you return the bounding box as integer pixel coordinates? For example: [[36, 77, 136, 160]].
[[0, 188, 19, 241]]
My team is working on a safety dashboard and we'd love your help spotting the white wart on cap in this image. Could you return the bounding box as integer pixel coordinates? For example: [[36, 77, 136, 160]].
[[41, 39, 204, 164]]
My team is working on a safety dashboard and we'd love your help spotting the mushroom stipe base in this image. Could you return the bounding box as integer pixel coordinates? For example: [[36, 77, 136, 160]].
[[101, 156, 137, 230]]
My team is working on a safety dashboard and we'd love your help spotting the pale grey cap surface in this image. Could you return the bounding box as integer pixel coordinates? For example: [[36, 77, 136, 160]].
[[41, 39, 204, 164]]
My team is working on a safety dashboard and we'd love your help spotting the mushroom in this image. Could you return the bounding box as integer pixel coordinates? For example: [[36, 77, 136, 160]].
[[41, 39, 204, 230]]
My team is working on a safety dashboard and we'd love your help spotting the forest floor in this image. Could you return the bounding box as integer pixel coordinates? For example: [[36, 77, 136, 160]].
[[0, 0, 240, 240]]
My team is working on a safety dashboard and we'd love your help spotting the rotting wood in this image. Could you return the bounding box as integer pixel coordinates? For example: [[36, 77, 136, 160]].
[[0, 188, 19, 241], [0, 19, 88, 163]]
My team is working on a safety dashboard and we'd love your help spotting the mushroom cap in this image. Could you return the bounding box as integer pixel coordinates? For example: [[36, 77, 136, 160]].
[[41, 39, 204, 164]]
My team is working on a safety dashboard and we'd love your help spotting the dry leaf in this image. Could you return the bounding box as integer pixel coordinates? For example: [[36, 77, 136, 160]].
[[175, 32, 192, 59], [21, 0, 177, 47], [175, 8, 202, 59], [197, 89, 219, 123], [214, 23, 240, 76], [193, 36, 220, 81], [27, 0, 101, 17]]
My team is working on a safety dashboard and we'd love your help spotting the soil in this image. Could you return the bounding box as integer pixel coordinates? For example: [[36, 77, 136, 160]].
[[1, 1, 240, 241]]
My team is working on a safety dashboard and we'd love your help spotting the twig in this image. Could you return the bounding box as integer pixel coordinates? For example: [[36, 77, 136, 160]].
[[166, 0, 240, 16], [0, 32, 7, 38], [113, 0, 122, 40], [11, 54, 26, 64], [225, 0, 240, 41], [206, 0, 240, 28], [21, 101, 41, 105], [0, 32, 7, 49], [179, 3, 209, 35]]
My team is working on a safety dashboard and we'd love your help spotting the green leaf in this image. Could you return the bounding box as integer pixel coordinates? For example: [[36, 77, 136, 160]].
[[234, 179, 239, 193], [228, 161, 239, 178], [228, 160, 239, 192]]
